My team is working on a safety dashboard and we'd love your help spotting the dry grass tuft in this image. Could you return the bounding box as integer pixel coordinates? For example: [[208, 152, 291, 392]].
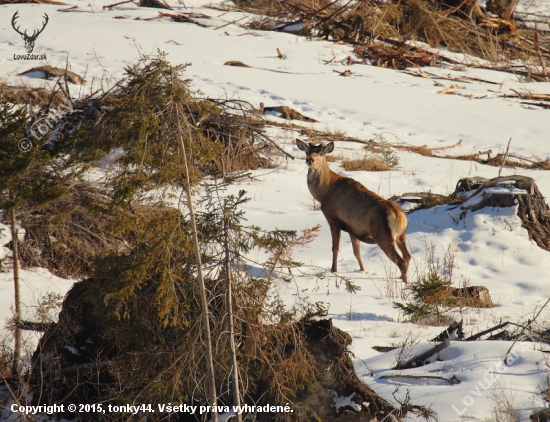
[[402, 145, 434, 157], [342, 155, 390, 171], [488, 387, 519, 422], [324, 154, 342, 163]]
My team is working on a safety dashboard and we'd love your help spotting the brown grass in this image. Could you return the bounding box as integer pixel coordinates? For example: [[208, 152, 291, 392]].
[[0, 83, 66, 108], [401, 145, 434, 157], [342, 156, 389, 171], [325, 154, 342, 162]]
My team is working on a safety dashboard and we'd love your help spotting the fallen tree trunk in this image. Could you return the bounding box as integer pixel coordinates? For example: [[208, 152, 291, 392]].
[[379, 374, 461, 385], [396, 339, 450, 369], [464, 322, 511, 341]]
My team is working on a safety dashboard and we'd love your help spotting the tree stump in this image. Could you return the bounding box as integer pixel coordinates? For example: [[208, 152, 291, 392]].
[[450, 286, 493, 308], [456, 175, 550, 251]]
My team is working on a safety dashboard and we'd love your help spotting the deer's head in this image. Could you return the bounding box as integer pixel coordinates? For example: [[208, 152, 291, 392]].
[[296, 140, 334, 170], [11, 11, 49, 54]]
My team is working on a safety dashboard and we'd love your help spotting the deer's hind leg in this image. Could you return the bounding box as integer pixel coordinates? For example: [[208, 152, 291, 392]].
[[378, 239, 408, 283], [349, 234, 365, 272], [396, 233, 411, 269]]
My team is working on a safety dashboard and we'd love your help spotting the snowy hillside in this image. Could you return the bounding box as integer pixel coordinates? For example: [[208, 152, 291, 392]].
[[2, 0, 550, 420]]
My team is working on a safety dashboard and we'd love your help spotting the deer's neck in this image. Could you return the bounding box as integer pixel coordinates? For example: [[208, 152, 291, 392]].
[[307, 162, 339, 203]]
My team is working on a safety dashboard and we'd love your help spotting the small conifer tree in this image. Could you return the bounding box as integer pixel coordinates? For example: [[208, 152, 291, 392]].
[[0, 100, 81, 374]]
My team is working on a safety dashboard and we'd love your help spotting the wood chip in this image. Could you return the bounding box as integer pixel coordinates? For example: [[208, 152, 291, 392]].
[[224, 60, 250, 68], [437, 88, 456, 95], [263, 105, 318, 122], [138, 0, 171, 9], [18, 65, 86, 84], [333, 69, 351, 76]]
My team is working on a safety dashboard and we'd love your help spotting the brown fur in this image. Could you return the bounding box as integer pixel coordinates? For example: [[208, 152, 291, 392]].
[[296, 140, 411, 282]]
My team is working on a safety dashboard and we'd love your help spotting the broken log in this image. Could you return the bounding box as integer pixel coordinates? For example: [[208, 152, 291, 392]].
[[396, 339, 450, 369], [372, 345, 398, 353], [379, 374, 460, 385], [224, 60, 250, 68], [454, 176, 489, 193], [431, 320, 464, 342], [464, 322, 510, 341], [263, 105, 318, 122], [487, 330, 512, 340], [391, 192, 452, 212], [18, 66, 86, 84]]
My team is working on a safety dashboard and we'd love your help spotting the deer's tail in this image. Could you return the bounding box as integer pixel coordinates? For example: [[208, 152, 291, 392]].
[[386, 207, 408, 240]]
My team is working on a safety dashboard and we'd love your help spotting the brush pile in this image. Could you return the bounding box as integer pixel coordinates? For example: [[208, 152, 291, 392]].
[[2, 56, 290, 280], [237, 0, 550, 76]]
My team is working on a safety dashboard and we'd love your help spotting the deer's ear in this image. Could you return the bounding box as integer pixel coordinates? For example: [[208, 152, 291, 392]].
[[323, 142, 335, 155], [296, 139, 309, 152]]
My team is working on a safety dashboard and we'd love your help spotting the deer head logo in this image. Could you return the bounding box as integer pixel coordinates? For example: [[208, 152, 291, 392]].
[[11, 11, 49, 54]]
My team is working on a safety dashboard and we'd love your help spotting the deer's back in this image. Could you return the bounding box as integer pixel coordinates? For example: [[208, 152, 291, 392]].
[[320, 177, 402, 239]]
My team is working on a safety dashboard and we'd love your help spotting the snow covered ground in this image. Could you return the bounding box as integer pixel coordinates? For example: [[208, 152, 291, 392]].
[[2, 0, 550, 419]]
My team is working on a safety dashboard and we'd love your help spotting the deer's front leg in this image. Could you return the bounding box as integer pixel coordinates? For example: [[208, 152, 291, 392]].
[[329, 224, 341, 272]]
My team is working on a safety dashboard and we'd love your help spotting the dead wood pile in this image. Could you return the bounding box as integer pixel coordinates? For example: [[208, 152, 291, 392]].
[[197, 98, 294, 171], [354, 44, 439, 70], [237, 0, 550, 76]]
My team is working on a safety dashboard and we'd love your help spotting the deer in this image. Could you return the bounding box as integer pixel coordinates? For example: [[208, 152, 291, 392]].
[[11, 11, 49, 54], [296, 140, 411, 282]]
